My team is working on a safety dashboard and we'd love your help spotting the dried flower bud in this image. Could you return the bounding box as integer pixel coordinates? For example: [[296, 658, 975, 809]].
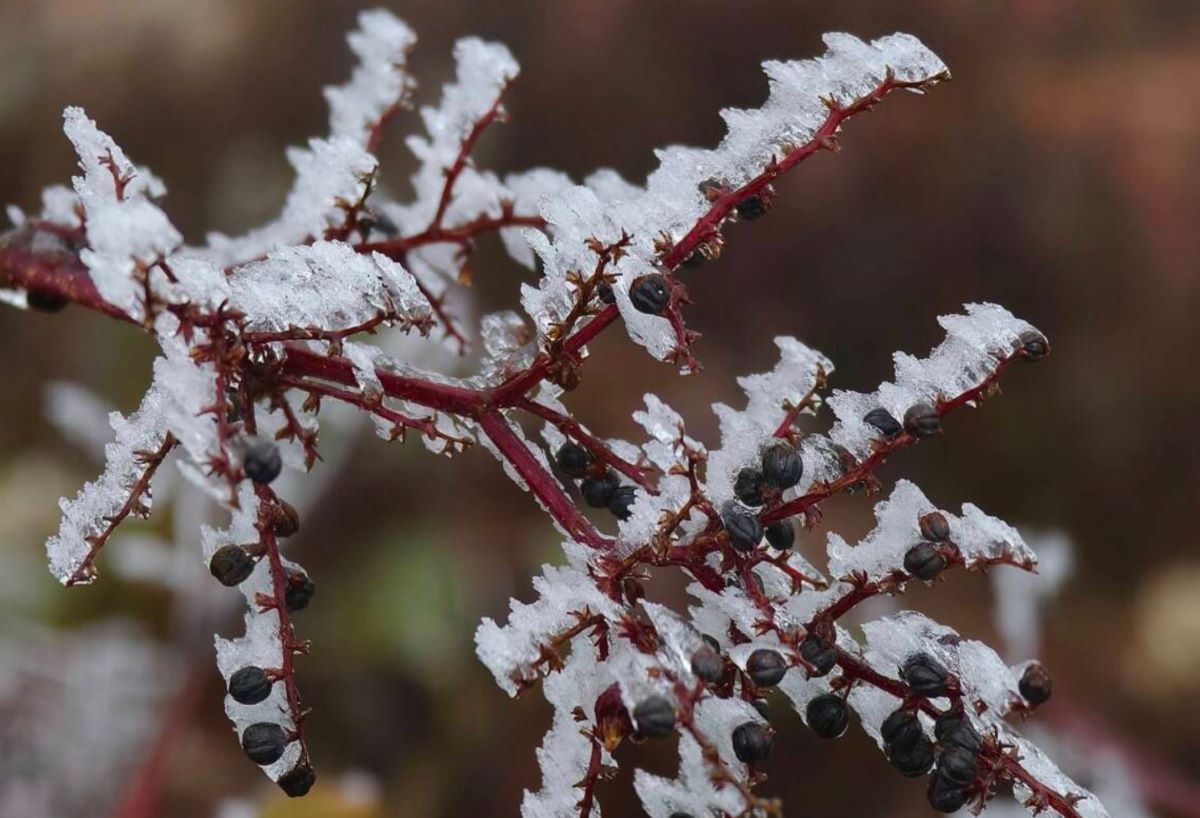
[[733, 467, 766, 506], [864, 407, 903, 439], [209, 545, 255, 587], [228, 666, 274, 705], [933, 712, 981, 754], [761, 443, 803, 490], [903, 403, 941, 438], [273, 500, 301, 538], [881, 708, 924, 753], [904, 542, 947, 581], [918, 510, 950, 541], [888, 734, 935, 777], [581, 470, 620, 508], [278, 760, 316, 797], [243, 439, 282, 484], [764, 520, 795, 551], [1019, 330, 1050, 361], [732, 721, 773, 763], [241, 722, 289, 766], [690, 644, 724, 684], [629, 273, 670, 315], [746, 649, 788, 687], [937, 745, 979, 787], [555, 442, 593, 478], [633, 695, 676, 738], [608, 485, 638, 520], [805, 693, 849, 739], [901, 652, 951, 697], [926, 774, 968, 813], [799, 635, 837, 676], [284, 568, 316, 612], [721, 505, 763, 552], [1019, 662, 1053, 705]]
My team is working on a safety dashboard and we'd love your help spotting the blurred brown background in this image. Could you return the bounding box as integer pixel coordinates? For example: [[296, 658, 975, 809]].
[[1, 1, 1198, 816]]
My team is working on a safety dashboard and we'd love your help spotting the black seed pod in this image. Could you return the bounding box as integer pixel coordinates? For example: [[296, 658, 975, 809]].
[[633, 695, 676, 738], [722, 505, 762, 552], [799, 636, 837, 677], [934, 712, 981, 754], [733, 468, 766, 506], [903, 404, 941, 438], [919, 511, 951, 542], [806, 693, 849, 739], [901, 653, 951, 697], [596, 281, 615, 304], [881, 708, 924, 753], [904, 542, 947, 581], [209, 545, 255, 586], [938, 745, 980, 787], [278, 761, 316, 797], [243, 439, 283, 484], [1019, 662, 1053, 705], [581, 470, 620, 508], [608, 485, 638, 520], [927, 775, 968, 813], [761, 443, 803, 490], [241, 722, 289, 765], [864, 407, 903, 439], [691, 644, 724, 684], [228, 666, 274, 705], [888, 735, 935, 777], [764, 520, 795, 551], [1019, 330, 1050, 361], [735, 195, 767, 220], [629, 273, 670, 315], [746, 649, 788, 687], [751, 698, 770, 720], [732, 721, 773, 763], [555, 442, 594, 478], [273, 500, 301, 538], [27, 289, 69, 312], [284, 569, 316, 612]]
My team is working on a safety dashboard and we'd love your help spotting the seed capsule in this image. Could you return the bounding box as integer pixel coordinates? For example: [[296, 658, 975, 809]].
[[273, 500, 301, 538], [241, 722, 289, 765], [761, 443, 803, 490], [580, 470, 620, 508], [880, 708, 924, 753], [629, 274, 671, 315], [904, 542, 947, 581], [919, 510, 950, 541], [607, 485, 638, 520], [633, 695, 676, 738], [746, 649, 788, 687], [926, 774, 968, 813], [937, 745, 980, 787], [888, 734, 935, 777], [764, 520, 795, 551], [691, 644, 724, 684], [901, 653, 951, 697], [933, 712, 981, 754], [284, 569, 316, 612], [735, 195, 767, 220], [209, 545, 255, 587], [903, 404, 941, 438], [732, 721, 773, 763], [228, 666, 274, 705], [243, 439, 283, 484], [806, 693, 849, 739], [799, 636, 837, 676], [733, 468, 766, 506], [1019, 662, 1053, 705], [1019, 330, 1050, 361], [278, 761, 316, 797], [555, 442, 594, 478], [863, 407, 903, 439], [722, 505, 763, 552], [751, 698, 770, 719]]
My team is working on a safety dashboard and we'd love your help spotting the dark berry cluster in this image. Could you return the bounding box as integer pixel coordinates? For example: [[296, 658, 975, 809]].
[[863, 403, 942, 440], [901, 653, 952, 698], [629, 273, 671, 315], [903, 510, 954, 581], [555, 442, 640, 522], [722, 442, 805, 552], [927, 711, 983, 812]]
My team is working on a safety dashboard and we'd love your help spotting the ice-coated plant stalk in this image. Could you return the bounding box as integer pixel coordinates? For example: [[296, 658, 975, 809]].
[[0, 9, 1109, 817]]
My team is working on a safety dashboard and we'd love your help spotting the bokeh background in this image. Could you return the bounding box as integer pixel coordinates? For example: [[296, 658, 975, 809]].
[[1, 1, 1198, 817]]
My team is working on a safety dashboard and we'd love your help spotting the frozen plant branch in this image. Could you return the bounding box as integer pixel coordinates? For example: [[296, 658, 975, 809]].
[[0, 9, 1107, 817]]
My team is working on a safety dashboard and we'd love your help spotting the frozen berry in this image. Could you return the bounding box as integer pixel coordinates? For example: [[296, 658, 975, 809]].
[[241, 722, 289, 765], [629, 273, 670, 315], [799, 635, 837, 677], [284, 569, 316, 612], [937, 745, 979, 786], [243, 439, 282, 484], [864, 408, 903, 439], [934, 712, 981, 754], [556, 442, 594, 478], [903, 404, 941, 438], [608, 485, 638, 520], [596, 281, 615, 304], [27, 289, 68, 312], [1019, 662, 1053, 705], [736, 194, 767, 220], [273, 500, 301, 538], [1019, 330, 1050, 361], [732, 721, 773, 763], [761, 443, 803, 490], [764, 520, 795, 551], [228, 666, 273, 705], [881, 708, 924, 753], [927, 775, 968, 813], [888, 735, 935, 777], [806, 693, 849, 739], [901, 653, 951, 697], [746, 649, 788, 687], [209, 545, 255, 587], [633, 695, 676, 738], [919, 511, 951, 542], [278, 761, 316, 797], [751, 698, 770, 719], [722, 505, 762, 552], [581, 470, 620, 508], [691, 644, 724, 684], [733, 468, 766, 506], [904, 542, 947, 581]]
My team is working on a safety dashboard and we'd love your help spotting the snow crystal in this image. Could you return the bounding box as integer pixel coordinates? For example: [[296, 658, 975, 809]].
[[324, 9, 416, 146]]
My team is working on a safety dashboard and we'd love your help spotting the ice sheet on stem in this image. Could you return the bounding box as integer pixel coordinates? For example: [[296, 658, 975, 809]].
[[324, 9, 416, 146], [993, 530, 1074, 661]]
